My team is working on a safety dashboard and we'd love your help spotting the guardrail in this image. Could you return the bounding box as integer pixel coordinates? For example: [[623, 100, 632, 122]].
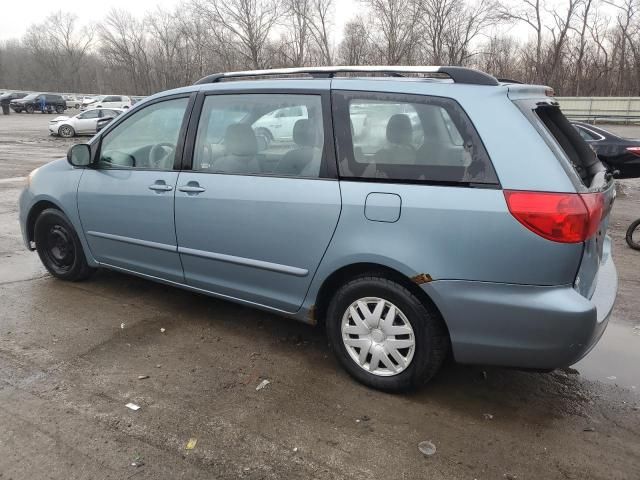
[[556, 97, 640, 124]]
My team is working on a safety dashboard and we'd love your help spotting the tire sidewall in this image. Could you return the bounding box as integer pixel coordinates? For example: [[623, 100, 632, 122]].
[[326, 278, 437, 391], [60, 125, 75, 138], [34, 209, 90, 281], [627, 219, 640, 250]]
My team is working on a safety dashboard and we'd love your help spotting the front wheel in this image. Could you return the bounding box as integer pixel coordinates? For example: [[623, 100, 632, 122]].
[[58, 125, 75, 138], [627, 218, 640, 251], [326, 276, 448, 392], [34, 208, 95, 281]]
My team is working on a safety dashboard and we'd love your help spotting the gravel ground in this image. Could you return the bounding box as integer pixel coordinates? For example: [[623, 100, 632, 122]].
[[0, 112, 639, 479]]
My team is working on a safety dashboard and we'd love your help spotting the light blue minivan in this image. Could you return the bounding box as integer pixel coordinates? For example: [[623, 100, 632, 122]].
[[19, 66, 617, 391]]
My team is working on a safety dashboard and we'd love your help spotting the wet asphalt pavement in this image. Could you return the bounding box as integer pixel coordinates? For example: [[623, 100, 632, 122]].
[[0, 113, 639, 479]]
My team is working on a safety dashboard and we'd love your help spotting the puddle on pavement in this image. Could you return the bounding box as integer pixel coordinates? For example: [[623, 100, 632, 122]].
[[574, 320, 640, 391]]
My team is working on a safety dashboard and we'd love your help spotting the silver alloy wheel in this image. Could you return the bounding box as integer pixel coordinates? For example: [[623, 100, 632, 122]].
[[341, 297, 415, 376], [60, 125, 74, 138]]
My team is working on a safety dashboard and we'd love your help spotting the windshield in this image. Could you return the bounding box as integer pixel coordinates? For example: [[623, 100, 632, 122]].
[[22, 94, 38, 101]]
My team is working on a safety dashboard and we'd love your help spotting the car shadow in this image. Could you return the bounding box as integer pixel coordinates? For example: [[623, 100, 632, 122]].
[[77, 268, 599, 427]]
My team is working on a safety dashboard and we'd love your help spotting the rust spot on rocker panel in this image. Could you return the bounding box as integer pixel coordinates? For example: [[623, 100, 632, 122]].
[[411, 273, 433, 285], [307, 305, 317, 325]]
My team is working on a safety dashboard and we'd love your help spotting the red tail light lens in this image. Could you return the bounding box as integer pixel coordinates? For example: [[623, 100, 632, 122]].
[[626, 146, 640, 157], [504, 191, 603, 243]]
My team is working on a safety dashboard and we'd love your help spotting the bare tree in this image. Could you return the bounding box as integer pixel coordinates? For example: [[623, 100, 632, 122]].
[[420, 0, 500, 65], [361, 0, 422, 64], [497, 0, 544, 81], [339, 17, 372, 65], [23, 11, 93, 91], [191, 0, 279, 69]]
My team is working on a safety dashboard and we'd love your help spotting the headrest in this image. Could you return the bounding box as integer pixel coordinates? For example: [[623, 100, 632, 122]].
[[225, 123, 257, 156], [386, 114, 413, 145], [292, 119, 317, 147]]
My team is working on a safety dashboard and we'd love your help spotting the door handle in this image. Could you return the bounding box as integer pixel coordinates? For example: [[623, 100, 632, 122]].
[[148, 182, 173, 192], [178, 184, 206, 194]]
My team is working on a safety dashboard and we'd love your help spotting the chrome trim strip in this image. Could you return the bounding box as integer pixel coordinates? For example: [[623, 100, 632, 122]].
[[96, 261, 294, 315], [86, 231, 177, 252], [178, 246, 309, 277]]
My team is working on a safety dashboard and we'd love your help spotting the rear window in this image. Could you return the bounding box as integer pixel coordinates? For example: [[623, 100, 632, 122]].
[[534, 105, 601, 186], [333, 90, 498, 185]]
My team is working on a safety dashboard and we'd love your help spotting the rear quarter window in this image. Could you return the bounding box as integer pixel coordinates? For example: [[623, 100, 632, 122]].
[[333, 90, 498, 185], [533, 104, 603, 186]]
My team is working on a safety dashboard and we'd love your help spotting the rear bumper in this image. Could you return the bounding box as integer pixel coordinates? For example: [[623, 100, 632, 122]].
[[426, 252, 617, 369]]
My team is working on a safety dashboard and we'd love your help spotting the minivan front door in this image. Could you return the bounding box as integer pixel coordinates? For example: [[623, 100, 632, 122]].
[[175, 90, 340, 312], [78, 96, 191, 283]]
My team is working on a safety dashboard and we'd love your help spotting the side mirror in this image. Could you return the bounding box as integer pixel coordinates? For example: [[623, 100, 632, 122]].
[[67, 144, 92, 167]]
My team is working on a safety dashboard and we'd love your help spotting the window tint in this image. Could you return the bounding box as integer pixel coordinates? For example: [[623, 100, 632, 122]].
[[193, 94, 326, 178], [79, 109, 100, 119], [98, 97, 188, 170], [102, 96, 119, 102], [334, 91, 498, 184]]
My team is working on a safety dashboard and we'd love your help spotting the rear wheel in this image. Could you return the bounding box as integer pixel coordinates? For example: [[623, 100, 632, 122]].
[[34, 208, 95, 281], [25, 105, 34, 114], [326, 276, 448, 392], [627, 218, 640, 251], [55, 105, 64, 114]]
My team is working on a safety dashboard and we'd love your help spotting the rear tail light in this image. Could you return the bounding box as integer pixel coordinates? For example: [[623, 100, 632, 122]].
[[504, 190, 604, 243], [626, 146, 640, 157]]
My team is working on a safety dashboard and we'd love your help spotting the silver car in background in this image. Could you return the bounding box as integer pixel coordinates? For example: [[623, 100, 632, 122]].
[[19, 66, 618, 391], [49, 108, 124, 137]]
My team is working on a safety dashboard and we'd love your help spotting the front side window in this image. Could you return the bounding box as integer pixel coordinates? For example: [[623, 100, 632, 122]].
[[98, 97, 188, 170], [193, 94, 326, 178], [79, 109, 100, 119], [334, 91, 498, 184]]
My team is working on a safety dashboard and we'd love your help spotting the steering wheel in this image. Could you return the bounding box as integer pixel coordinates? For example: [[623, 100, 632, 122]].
[[149, 142, 176, 169]]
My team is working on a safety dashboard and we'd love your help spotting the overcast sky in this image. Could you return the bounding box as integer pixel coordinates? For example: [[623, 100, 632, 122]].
[[0, 0, 360, 42]]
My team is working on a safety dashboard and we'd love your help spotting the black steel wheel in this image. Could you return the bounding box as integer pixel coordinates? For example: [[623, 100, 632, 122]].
[[34, 208, 95, 281]]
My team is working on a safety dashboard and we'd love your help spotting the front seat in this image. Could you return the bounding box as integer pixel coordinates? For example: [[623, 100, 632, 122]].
[[276, 119, 320, 176], [213, 123, 261, 174], [374, 114, 416, 164]]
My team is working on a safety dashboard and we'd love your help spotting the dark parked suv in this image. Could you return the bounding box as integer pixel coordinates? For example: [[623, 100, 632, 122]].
[[10, 93, 66, 114]]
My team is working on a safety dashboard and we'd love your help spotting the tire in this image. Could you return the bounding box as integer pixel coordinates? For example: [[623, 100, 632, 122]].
[[255, 127, 274, 144], [74, 103, 80, 109], [626, 218, 640, 251], [34, 208, 95, 281], [55, 105, 64, 114], [326, 275, 448, 392], [58, 124, 75, 138], [25, 105, 34, 114]]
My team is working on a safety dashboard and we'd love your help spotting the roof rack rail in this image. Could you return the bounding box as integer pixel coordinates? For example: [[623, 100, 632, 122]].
[[194, 66, 500, 87], [497, 78, 523, 84]]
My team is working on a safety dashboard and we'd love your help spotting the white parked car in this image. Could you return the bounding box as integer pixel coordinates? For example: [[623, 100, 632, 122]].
[[80, 95, 104, 111], [252, 105, 308, 142], [49, 108, 124, 137], [93, 95, 132, 110]]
